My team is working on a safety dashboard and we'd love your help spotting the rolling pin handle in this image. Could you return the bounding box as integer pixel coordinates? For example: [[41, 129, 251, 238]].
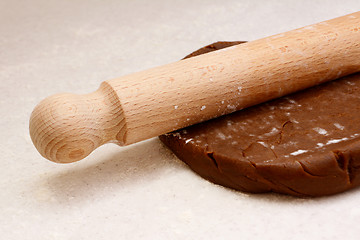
[[29, 83, 124, 163]]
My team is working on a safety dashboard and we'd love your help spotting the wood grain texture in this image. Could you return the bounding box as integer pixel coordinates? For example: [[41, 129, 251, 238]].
[[30, 82, 124, 163], [30, 12, 360, 163]]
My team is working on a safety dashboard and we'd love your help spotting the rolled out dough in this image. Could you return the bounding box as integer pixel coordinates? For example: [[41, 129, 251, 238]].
[[160, 41, 360, 197]]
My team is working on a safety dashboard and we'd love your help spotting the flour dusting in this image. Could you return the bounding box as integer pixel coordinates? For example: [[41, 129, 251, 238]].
[[313, 127, 327, 135], [326, 138, 349, 145], [290, 149, 308, 156], [334, 123, 345, 130]]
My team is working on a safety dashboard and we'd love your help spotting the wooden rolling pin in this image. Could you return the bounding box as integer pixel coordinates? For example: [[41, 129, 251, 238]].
[[30, 12, 360, 163]]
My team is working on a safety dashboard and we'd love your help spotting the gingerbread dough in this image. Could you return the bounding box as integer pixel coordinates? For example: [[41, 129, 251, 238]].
[[160, 41, 360, 197]]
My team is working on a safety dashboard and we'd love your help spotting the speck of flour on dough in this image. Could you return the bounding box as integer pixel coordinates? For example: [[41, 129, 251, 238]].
[[174, 105, 178, 109], [217, 132, 226, 140], [200, 105, 206, 111], [313, 127, 328, 135], [258, 141, 268, 147], [326, 137, 349, 145], [290, 149, 308, 156], [288, 99, 296, 104], [334, 123, 345, 130], [263, 127, 279, 136], [227, 104, 236, 110]]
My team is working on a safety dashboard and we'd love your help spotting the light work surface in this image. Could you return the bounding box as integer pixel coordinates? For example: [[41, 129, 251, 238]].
[[1, 1, 360, 239]]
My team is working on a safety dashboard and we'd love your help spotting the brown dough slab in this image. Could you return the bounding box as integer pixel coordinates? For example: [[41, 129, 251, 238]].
[[159, 41, 360, 197]]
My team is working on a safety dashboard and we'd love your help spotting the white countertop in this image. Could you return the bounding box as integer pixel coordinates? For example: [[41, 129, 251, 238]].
[[1, 1, 360, 239]]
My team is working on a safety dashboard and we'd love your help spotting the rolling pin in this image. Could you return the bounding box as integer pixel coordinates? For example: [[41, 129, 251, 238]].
[[30, 12, 360, 163]]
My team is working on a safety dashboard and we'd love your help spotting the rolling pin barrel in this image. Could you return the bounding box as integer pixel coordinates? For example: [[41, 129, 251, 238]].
[[30, 12, 360, 163]]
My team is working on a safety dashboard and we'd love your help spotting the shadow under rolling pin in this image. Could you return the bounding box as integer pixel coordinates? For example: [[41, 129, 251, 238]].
[[30, 12, 360, 163]]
